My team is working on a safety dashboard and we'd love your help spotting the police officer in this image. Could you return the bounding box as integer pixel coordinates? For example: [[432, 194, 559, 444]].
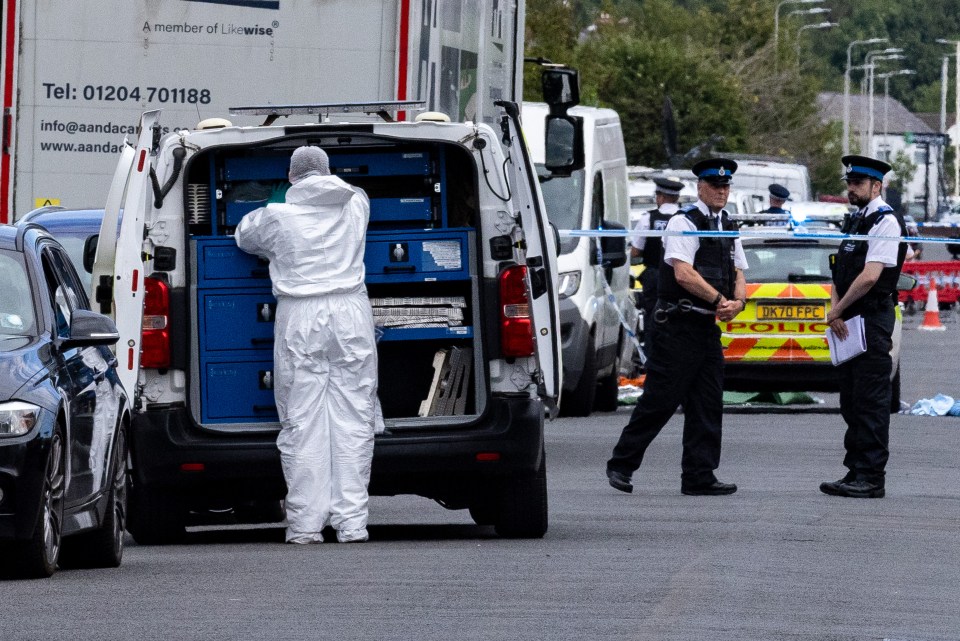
[[630, 176, 684, 347], [821, 155, 907, 499], [759, 183, 790, 214], [607, 158, 748, 496]]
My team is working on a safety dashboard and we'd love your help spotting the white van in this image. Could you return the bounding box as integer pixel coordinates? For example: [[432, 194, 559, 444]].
[[93, 94, 566, 541], [523, 102, 632, 416], [724, 158, 813, 205]]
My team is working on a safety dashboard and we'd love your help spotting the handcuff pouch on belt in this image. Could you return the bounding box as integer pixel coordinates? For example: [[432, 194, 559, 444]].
[[654, 298, 715, 323]]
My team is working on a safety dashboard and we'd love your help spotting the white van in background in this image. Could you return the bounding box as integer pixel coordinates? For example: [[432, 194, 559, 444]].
[[724, 157, 813, 205], [523, 101, 632, 417]]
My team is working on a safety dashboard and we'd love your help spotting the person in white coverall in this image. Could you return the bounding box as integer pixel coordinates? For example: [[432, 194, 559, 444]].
[[235, 146, 383, 544]]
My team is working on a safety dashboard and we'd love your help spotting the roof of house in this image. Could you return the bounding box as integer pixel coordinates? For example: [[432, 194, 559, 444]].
[[818, 92, 934, 135]]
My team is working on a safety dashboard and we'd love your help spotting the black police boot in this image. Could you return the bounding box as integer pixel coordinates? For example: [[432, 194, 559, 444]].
[[681, 479, 737, 496], [834, 479, 885, 499], [606, 469, 633, 494], [819, 472, 856, 496]]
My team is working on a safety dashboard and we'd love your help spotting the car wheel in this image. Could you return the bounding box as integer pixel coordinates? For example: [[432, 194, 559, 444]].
[[560, 334, 597, 417], [890, 365, 902, 414], [9, 424, 65, 578], [127, 484, 187, 546], [594, 333, 623, 412], [468, 498, 497, 527], [494, 449, 547, 539], [61, 422, 129, 568]]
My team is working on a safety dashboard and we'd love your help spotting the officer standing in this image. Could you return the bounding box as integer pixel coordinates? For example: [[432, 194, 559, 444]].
[[821, 154, 907, 499], [758, 183, 790, 214], [607, 158, 748, 496], [630, 176, 684, 348]]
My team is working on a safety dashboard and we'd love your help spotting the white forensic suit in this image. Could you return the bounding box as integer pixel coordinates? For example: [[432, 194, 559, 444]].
[[235, 173, 383, 544]]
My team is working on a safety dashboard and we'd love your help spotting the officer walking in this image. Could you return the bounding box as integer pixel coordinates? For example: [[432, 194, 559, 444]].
[[758, 183, 790, 214], [630, 176, 684, 348], [821, 154, 907, 499], [607, 158, 748, 496]]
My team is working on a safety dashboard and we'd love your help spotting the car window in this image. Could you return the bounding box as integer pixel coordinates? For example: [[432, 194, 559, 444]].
[[0, 249, 37, 336], [41, 253, 71, 338], [743, 242, 836, 282], [48, 246, 90, 311], [41, 246, 89, 338]]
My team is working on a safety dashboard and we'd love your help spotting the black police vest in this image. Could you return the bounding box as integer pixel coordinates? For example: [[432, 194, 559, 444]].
[[832, 205, 907, 318], [658, 206, 735, 309], [642, 208, 673, 267]]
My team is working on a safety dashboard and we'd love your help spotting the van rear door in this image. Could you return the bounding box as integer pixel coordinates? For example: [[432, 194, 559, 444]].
[[497, 102, 561, 413], [93, 110, 159, 396]]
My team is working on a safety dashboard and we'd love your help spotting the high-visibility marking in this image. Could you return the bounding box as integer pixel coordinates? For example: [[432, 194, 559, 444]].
[[137, 149, 146, 172], [396, 0, 411, 121], [127, 347, 134, 370], [33, 197, 60, 208], [771, 338, 815, 362], [1, 0, 20, 224], [131, 269, 139, 293]]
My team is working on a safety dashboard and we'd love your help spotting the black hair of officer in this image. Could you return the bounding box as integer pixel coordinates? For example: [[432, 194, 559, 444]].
[[691, 158, 738, 185]]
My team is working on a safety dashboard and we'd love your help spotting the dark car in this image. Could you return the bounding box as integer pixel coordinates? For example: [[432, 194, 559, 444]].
[[16, 207, 105, 291], [0, 222, 129, 578]]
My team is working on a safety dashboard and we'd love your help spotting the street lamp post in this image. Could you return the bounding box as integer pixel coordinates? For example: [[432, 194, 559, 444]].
[[844, 38, 888, 156], [867, 53, 906, 154], [795, 21, 837, 60], [937, 39, 960, 198], [877, 69, 916, 145], [774, 0, 823, 59]]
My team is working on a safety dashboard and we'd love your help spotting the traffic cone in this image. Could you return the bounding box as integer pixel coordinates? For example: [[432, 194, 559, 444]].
[[919, 276, 946, 331]]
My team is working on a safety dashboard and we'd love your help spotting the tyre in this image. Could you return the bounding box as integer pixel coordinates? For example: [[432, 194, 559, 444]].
[[890, 365, 902, 414], [468, 498, 497, 527], [494, 450, 548, 539], [8, 425, 65, 578], [127, 484, 187, 545], [61, 423, 129, 568], [594, 333, 623, 412], [560, 334, 597, 417]]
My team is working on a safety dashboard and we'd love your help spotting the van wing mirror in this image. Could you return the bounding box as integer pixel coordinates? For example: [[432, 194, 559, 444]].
[[600, 220, 628, 269], [544, 115, 584, 175], [82, 234, 99, 274], [541, 67, 580, 113]]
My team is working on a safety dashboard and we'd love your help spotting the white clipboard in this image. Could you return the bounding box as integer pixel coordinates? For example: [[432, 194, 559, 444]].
[[825, 315, 867, 366]]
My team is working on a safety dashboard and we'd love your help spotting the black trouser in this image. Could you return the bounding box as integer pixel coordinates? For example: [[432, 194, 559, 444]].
[[639, 267, 659, 348], [608, 308, 725, 486], [837, 304, 895, 483]]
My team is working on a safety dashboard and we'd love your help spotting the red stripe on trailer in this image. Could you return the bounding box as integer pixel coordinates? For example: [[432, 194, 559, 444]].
[[396, 0, 410, 121], [0, 0, 19, 223], [127, 347, 134, 371], [131, 269, 139, 293], [137, 149, 146, 172]]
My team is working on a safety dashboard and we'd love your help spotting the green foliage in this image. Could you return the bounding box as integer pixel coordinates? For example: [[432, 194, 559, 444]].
[[888, 149, 919, 193]]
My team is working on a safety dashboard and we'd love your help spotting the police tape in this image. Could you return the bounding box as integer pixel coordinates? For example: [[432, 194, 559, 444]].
[[559, 227, 960, 244]]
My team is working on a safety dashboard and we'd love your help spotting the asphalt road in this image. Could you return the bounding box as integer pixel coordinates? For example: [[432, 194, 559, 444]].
[[3, 259, 960, 641]]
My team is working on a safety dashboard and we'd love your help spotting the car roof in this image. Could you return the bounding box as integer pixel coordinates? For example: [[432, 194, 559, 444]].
[[18, 207, 105, 233]]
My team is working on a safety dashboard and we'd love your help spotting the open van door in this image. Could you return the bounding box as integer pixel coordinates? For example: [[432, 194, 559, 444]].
[[91, 110, 160, 397], [495, 100, 561, 415]]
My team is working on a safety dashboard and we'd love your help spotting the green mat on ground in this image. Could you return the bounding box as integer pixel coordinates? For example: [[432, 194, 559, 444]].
[[723, 391, 817, 405]]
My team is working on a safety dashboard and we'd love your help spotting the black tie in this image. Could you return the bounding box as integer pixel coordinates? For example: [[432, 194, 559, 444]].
[[707, 215, 719, 231]]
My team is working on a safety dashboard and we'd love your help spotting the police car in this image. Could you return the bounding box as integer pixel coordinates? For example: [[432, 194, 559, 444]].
[[719, 206, 909, 411]]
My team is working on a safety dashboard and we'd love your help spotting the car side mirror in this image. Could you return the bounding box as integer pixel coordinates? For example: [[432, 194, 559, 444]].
[[600, 219, 627, 269], [896, 272, 918, 292], [544, 114, 584, 176], [61, 309, 120, 350], [82, 234, 99, 274]]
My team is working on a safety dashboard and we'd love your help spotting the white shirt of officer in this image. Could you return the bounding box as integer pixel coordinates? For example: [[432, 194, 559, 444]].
[[663, 200, 748, 270], [860, 196, 913, 264], [630, 203, 680, 252]]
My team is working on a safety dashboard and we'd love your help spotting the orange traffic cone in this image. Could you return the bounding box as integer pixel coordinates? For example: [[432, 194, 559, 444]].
[[919, 276, 946, 331]]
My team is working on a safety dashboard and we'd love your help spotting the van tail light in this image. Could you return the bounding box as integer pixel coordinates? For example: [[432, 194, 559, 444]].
[[499, 265, 534, 357], [141, 276, 170, 369]]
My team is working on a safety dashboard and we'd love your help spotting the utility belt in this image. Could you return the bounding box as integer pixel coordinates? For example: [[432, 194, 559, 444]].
[[846, 293, 895, 317], [654, 298, 716, 324]]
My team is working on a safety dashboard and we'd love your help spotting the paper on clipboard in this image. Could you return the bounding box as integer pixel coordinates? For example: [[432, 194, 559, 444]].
[[825, 315, 867, 366]]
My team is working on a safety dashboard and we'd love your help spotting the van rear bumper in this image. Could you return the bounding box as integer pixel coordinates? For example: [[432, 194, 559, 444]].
[[129, 396, 544, 504]]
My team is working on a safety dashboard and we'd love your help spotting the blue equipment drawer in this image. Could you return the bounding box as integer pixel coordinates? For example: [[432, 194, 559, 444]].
[[331, 152, 431, 177], [199, 290, 277, 352], [369, 197, 432, 224], [195, 238, 271, 287], [224, 155, 288, 181], [365, 231, 470, 283], [202, 359, 279, 421]]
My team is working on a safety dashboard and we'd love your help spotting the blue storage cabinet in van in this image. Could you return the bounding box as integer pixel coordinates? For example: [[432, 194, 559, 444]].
[[193, 144, 474, 424]]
